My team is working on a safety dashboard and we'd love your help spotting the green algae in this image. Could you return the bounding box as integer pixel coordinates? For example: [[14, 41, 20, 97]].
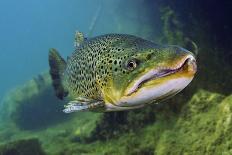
[[15, 89, 227, 155], [50, 89, 230, 155], [0, 138, 46, 155], [0, 73, 101, 154], [155, 90, 226, 154], [66, 89, 230, 155]]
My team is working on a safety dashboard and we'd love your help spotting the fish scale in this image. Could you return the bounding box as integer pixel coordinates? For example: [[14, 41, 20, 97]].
[[49, 33, 196, 112], [65, 34, 143, 99]]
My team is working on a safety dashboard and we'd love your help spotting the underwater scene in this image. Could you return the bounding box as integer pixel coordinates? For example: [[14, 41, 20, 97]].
[[0, 0, 232, 154]]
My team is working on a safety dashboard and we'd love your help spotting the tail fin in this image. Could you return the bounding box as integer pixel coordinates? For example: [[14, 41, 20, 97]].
[[49, 48, 68, 99]]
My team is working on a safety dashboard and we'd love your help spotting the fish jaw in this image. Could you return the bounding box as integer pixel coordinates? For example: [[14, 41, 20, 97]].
[[117, 77, 193, 107], [115, 54, 197, 107]]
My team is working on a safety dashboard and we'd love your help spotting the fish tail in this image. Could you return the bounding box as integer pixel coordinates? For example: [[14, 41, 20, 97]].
[[48, 48, 68, 99]]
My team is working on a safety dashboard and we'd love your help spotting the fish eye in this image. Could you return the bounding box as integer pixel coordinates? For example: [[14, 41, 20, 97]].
[[126, 59, 138, 70]]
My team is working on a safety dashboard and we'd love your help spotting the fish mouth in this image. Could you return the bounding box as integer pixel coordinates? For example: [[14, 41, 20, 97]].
[[126, 55, 197, 96]]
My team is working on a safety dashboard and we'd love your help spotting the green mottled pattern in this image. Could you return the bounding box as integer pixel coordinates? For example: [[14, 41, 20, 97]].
[[63, 34, 158, 100]]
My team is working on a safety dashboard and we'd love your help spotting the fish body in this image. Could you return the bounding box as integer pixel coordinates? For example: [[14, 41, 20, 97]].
[[49, 33, 197, 113]]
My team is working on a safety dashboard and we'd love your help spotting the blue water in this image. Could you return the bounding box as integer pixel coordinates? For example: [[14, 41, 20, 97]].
[[0, 0, 98, 99], [0, 0, 159, 101]]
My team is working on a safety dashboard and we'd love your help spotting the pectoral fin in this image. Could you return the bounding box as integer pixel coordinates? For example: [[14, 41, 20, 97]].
[[63, 97, 105, 113]]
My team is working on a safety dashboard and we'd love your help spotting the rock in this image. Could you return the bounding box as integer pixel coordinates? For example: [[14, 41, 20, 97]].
[[0, 138, 46, 155], [155, 89, 232, 154], [0, 73, 69, 130], [65, 89, 231, 155]]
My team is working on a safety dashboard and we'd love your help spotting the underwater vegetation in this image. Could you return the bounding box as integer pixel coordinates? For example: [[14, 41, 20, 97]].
[[0, 0, 232, 154], [1, 82, 232, 154]]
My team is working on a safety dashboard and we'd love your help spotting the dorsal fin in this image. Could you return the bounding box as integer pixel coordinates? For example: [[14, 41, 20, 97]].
[[74, 31, 87, 47], [48, 48, 68, 99]]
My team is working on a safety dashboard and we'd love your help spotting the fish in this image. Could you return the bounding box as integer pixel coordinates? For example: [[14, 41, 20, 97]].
[[48, 32, 197, 113]]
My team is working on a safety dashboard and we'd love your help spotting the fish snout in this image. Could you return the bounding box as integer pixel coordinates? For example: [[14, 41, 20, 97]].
[[172, 45, 197, 75], [185, 55, 197, 74], [172, 53, 197, 78]]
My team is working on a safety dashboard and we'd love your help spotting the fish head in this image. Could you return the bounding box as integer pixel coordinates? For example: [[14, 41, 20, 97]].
[[101, 42, 197, 111]]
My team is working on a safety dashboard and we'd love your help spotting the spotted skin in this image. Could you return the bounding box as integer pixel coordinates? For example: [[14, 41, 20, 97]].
[[64, 34, 158, 100], [49, 33, 197, 112]]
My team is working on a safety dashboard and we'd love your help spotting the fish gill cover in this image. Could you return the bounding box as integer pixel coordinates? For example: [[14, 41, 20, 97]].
[[0, 0, 232, 154]]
